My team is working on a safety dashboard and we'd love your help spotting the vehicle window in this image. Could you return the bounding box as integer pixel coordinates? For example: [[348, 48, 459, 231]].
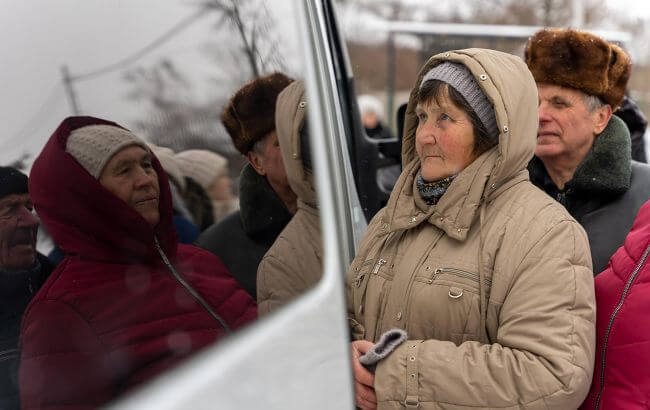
[[334, 0, 648, 193], [1, 1, 334, 408]]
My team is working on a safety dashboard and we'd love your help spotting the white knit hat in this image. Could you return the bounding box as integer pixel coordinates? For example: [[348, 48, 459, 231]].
[[174, 149, 228, 191], [65, 125, 149, 179], [147, 143, 186, 192], [357, 94, 385, 120]]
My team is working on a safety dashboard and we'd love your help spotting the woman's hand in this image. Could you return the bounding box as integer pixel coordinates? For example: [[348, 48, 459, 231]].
[[351, 340, 377, 410]]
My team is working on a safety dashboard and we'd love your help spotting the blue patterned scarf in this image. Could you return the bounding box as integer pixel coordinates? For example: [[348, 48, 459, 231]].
[[416, 172, 456, 205]]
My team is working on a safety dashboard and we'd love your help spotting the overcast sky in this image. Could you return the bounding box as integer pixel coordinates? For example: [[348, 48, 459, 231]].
[[2, 0, 648, 167]]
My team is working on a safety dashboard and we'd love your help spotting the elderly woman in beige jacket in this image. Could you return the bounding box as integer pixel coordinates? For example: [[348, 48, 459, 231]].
[[347, 49, 596, 409]]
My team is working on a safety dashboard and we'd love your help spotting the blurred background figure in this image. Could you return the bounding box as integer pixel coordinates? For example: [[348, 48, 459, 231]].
[[358, 94, 402, 195], [358, 94, 394, 140], [0, 166, 52, 410], [615, 94, 648, 163], [147, 143, 200, 243], [180, 176, 214, 232], [175, 149, 238, 225]]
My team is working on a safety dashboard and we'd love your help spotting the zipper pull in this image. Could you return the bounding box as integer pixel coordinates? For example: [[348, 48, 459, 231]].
[[372, 258, 387, 274], [354, 273, 365, 288]]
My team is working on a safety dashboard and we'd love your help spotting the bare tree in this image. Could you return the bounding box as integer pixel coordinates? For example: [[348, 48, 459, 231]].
[[123, 0, 288, 159], [123, 60, 234, 156], [200, 0, 287, 79]]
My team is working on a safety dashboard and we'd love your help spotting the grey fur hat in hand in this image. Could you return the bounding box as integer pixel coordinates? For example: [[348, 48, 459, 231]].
[[359, 328, 408, 372]]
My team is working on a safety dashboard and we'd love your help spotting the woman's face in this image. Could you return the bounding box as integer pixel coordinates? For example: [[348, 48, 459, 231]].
[[208, 174, 233, 201], [415, 92, 477, 182]]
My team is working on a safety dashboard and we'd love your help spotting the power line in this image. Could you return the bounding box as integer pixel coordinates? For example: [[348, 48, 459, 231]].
[[71, 8, 209, 82], [2, 82, 63, 150]]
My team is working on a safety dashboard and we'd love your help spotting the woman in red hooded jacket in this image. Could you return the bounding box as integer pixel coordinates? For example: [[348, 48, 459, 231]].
[[581, 199, 650, 409], [19, 116, 256, 410]]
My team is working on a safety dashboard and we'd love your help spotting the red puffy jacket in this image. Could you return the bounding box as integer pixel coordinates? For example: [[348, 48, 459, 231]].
[[581, 199, 650, 409], [20, 116, 256, 410]]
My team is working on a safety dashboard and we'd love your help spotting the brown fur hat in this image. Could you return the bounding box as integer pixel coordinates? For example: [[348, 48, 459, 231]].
[[221, 72, 294, 155], [525, 28, 631, 110]]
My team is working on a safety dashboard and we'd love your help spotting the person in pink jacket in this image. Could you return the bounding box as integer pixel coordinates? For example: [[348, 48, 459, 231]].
[[581, 199, 650, 409]]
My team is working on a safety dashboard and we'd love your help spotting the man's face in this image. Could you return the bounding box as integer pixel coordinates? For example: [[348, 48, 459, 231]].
[[99, 145, 161, 226], [249, 131, 292, 195], [535, 84, 607, 162], [0, 193, 39, 269]]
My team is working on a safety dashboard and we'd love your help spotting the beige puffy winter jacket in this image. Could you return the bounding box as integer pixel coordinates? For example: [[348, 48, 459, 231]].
[[346, 49, 596, 409], [257, 81, 322, 315]]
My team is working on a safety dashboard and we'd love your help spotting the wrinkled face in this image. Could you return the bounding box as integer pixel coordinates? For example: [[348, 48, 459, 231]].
[[250, 131, 292, 194], [0, 193, 39, 269], [99, 145, 160, 226], [208, 174, 233, 201], [536, 84, 603, 161], [415, 95, 477, 182], [362, 111, 379, 129]]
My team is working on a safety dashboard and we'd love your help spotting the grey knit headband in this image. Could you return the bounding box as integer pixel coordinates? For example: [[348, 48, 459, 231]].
[[420, 62, 498, 138]]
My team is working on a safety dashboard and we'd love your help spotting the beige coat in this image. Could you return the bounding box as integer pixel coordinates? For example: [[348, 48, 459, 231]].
[[346, 49, 596, 409], [257, 81, 322, 315]]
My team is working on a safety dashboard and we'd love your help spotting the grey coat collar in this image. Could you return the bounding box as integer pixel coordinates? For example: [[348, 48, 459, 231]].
[[530, 115, 632, 195]]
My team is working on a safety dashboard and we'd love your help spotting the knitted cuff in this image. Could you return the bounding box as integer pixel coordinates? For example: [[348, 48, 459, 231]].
[[359, 328, 408, 372]]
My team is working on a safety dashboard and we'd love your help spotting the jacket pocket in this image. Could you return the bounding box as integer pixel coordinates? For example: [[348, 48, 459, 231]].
[[412, 265, 486, 344], [419, 266, 491, 294]]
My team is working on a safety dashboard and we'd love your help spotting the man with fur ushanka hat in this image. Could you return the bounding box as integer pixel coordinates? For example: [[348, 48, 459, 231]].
[[196, 72, 295, 298], [256, 79, 321, 315], [20, 116, 255, 409], [525, 28, 650, 274], [0, 166, 53, 410]]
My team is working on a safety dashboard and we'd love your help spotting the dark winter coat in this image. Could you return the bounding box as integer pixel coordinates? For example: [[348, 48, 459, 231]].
[[615, 95, 647, 163], [20, 116, 256, 410], [580, 200, 650, 409], [195, 163, 292, 298], [529, 115, 650, 273], [0, 253, 52, 410]]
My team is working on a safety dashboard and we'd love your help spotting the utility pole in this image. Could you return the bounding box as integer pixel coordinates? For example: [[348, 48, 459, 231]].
[[571, 0, 585, 28], [386, 31, 396, 131], [61, 65, 80, 115]]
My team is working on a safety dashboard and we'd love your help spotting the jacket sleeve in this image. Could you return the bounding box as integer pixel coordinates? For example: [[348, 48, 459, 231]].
[[374, 219, 596, 409], [19, 300, 112, 410]]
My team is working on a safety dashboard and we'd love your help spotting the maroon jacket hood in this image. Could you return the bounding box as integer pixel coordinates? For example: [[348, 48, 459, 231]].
[[29, 116, 177, 263]]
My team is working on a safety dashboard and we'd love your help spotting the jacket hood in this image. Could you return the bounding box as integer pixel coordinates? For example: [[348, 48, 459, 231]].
[[391, 49, 538, 240], [29, 116, 177, 264], [275, 80, 318, 208]]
